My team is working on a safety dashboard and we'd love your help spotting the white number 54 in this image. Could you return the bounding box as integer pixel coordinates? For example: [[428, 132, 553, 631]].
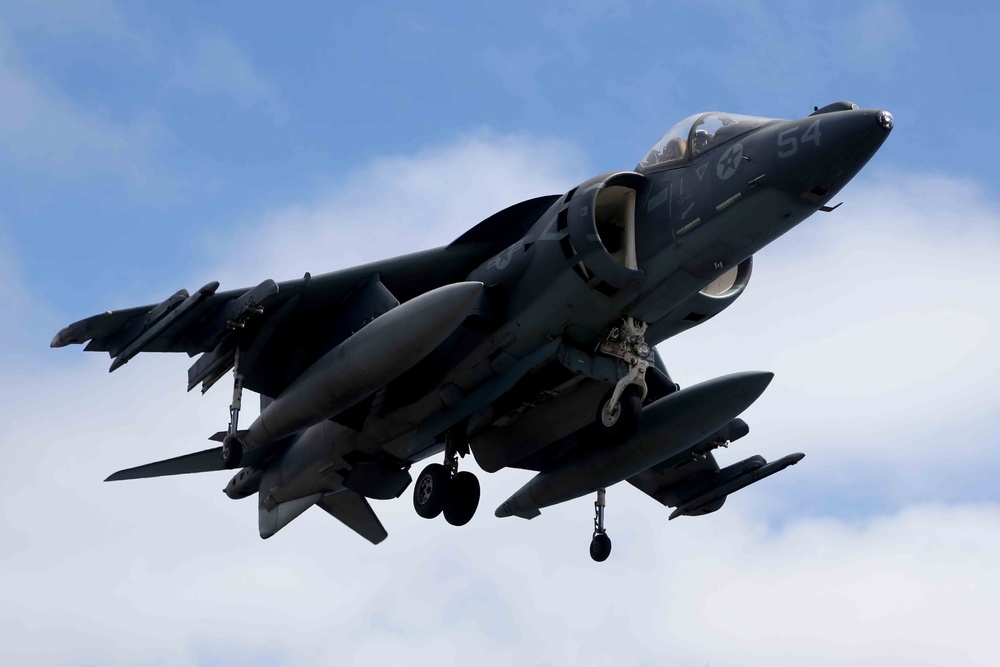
[[777, 119, 822, 159]]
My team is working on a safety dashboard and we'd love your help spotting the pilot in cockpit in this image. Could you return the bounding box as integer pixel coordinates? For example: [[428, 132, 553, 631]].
[[692, 128, 711, 154]]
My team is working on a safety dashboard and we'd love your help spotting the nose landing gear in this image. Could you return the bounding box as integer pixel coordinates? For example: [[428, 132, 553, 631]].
[[595, 318, 651, 443], [589, 488, 612, 562], [413, 434, 481, 526]]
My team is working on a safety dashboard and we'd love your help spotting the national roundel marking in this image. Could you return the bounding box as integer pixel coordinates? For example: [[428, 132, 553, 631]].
[[716, 143, 744, 181]]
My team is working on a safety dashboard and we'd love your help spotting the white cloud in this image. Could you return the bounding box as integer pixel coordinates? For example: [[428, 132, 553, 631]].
[[661, 169, 1000, 495], [174, 34, 287, 122], [7, 135, 1000, 665], [200, 130, 589, 287], [0, 23, 146, 170]]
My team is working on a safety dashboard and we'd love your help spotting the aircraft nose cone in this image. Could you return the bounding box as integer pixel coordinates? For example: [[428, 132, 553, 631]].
[[877, 109, 894, 131], [771, 108, 892, 203]]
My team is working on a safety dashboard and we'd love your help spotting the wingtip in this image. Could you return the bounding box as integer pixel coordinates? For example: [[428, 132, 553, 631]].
[[50, 330, 70, 348]]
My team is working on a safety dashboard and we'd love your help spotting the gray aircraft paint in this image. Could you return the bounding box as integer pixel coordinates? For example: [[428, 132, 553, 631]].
[[53, 103, 892, 551]]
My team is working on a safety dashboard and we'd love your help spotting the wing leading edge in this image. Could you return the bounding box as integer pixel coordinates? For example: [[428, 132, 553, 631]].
[[52, 194, 561, 400]]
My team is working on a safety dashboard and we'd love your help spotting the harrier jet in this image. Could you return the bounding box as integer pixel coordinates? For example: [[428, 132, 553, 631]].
[[53, 101, 893, 561]]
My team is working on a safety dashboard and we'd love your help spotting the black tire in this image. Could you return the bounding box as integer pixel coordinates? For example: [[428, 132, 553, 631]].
[[596, 384, 643, 443], [590, 533, 612, 562], [413, 463, 453, 519], [443, 471, 481, 527], [222, 435, 242, 469]]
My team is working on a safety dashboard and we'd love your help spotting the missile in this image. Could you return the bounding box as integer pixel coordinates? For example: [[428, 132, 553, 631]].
[[239, 281, 483, 452], [669, 452, 805, 519], [495, 371, 774, 519], [109, 282, 220, 372]]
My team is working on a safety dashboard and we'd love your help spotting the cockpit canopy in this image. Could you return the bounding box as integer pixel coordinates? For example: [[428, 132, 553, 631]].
[[638, 112, 777, 171]]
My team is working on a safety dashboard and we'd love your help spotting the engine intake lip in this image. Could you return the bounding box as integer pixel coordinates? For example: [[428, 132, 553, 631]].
[[699, 256, 753, 299], [566, 171, 647, 290]]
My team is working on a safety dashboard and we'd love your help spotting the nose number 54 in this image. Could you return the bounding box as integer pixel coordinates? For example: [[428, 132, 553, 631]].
[[778, 119, 822, 159]]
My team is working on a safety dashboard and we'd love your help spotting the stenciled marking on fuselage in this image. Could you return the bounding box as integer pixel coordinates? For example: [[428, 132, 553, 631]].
[[647, 187, 670, 213], [695, 163, 708, 181], [681, 201, 695, 219], [487, 239, 525, 271], [537, 214, 562, 242], [716, 143, 744, 180], [716, 193, 742, 212]]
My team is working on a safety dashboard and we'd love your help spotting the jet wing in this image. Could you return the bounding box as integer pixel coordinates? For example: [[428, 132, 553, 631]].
[[105, 447, 226, 481], [51, 195, 560, 399]]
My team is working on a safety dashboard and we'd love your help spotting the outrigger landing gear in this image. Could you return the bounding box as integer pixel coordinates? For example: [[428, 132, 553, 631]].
[[590, 488, 612, 562], [413, 432, 481, 526], [221, 359, 244, 469], [596, 317, 651, 443]]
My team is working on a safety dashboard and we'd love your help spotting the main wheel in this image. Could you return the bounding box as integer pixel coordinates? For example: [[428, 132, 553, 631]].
[[413, 463, 453, 519], [590, 533, 612, 562], [443, 471, 481, 527], [221, 435, 242, 469], [596, 384, 643, 443]]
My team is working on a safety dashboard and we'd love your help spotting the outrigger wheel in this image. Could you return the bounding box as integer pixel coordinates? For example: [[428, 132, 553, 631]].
[[221, 435, 242, 469], [222, 358, 244, 469]]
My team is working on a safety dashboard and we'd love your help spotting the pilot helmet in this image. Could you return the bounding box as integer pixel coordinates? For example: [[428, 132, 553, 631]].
[[692, 129, 711, 151]]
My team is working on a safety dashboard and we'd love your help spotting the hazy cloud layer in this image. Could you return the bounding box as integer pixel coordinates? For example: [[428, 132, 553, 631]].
[[201, 130, 590, 287], [5, 135, 999, 665], [0, 23, 138, 169], [173, 34, 288, 122]]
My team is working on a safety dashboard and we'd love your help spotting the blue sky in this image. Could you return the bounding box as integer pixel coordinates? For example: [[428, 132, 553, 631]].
[[2, 1, 999, 666]]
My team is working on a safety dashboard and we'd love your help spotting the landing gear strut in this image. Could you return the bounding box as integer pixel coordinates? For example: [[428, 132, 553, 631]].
[[413, 432, 480, 526], [221, 354, 244, 469], [590, 488, 612, 562], [596, 317, 651, 443]]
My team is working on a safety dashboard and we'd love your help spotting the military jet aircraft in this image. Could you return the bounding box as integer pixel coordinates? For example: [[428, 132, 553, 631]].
[[53, 101, 892, 561]]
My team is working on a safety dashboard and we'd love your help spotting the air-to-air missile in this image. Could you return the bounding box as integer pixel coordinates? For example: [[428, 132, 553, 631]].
[[667, 452, 805, 519], [238, 281, 484, 452], [495, 371, 775, 519]]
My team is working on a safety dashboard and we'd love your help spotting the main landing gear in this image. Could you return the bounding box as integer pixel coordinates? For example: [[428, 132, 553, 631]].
[[590, 488, 612, 562], [595, 318, 651, 443], [413, 435, 480, 527]]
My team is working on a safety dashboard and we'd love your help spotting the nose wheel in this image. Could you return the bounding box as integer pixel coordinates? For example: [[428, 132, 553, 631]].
[[597, 385, 643, 443], [590, 488, 612, 562], [413, 434, 480, 526]]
